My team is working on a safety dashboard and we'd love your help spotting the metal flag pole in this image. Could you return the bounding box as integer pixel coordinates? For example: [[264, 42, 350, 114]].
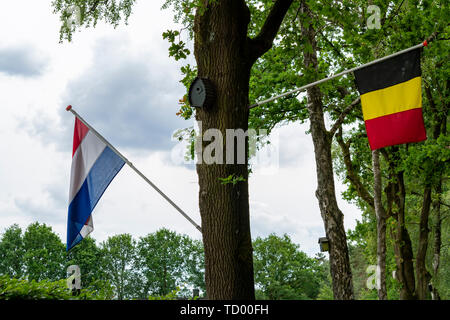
[[248, 41, 428, 109], [66, 105, 202, 233]]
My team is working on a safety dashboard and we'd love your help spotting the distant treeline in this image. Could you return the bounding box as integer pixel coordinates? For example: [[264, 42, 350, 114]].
[[0, 222, 332, 300]]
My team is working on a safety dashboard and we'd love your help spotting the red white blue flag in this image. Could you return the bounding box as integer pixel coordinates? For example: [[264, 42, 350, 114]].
[[67, 117, 125, 250]]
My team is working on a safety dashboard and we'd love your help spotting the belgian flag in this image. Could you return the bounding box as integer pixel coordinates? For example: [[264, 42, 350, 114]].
[[354, 48, 427, 150]]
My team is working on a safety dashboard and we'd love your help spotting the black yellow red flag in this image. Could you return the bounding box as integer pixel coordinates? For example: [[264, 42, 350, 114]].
[[354, 48, 427, 150]]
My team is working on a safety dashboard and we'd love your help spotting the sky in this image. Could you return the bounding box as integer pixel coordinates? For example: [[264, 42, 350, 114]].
[[0, 0, 362, 256]]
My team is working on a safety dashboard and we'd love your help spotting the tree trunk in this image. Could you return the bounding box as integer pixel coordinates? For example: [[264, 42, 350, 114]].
[[382, 148, 416, 300], [416, 185, 432, 299], [372, 149, 387, 300], [194, 1, 254, 299], [394, 170, 417, 300], [300, 1, 354, 300], [423, 84, 447, 300], [192, 0, 293, 299], [431, 181, 442, 300]]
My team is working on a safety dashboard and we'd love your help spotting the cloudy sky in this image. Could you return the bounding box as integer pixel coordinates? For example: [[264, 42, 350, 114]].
[[0, 0, 361, 256]]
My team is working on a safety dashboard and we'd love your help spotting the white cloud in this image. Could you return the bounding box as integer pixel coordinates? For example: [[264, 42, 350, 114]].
[[58, 34, 188, 152], [0, 46, 48, 77]]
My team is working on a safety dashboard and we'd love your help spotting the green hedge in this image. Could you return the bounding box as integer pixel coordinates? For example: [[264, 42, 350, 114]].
[[0, 275, 113, 300]]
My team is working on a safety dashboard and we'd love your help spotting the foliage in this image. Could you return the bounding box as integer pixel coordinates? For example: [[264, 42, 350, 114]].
[[0, 276, 75, 300], [80, 278, 116, 300], [100, 233, 137, 300], [218, 174, 247, 186], [431, 191, 450, 299], [253, 234, 328, 300], [50, 0, 450, 299], [22, 222, 66, 282], [0, 222, 333, 300], [0, 222, 207, 300], [52, 0, 137, 42], [316, 284, 334, 300], [147, 287, 181, 300], [306, 0, 450, 299], [135, 228, 205, 298], [0, 275, 110, 300], [0, 224, 25, 278], [66, 236, 106, 290], [347, 212, 404, 299], [162, 30, 191, 61]]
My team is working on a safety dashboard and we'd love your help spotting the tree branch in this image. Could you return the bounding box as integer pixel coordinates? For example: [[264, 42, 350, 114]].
[[410, 190, 450, 209], [248, 0, 294, 62], [426, 30, 441, 44], [336, 127, 375, 208], [329, 97, 361, 137], [87, 0, 106, 16]]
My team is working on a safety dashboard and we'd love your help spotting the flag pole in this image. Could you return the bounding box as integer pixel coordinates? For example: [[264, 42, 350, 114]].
[[66, 105, 202, 233], [248, 41, 427, 109]]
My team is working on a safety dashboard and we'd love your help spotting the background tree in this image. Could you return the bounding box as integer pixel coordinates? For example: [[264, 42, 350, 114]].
[[100, 233, 137, 300], [2, 220, 449, 299], [53, 0, 296, 299], [0, 223, 207, 299], [135, 228, 205, 298], [66, 236, 110, 293], [253, 233, 326, 300], [183, 236, 206, 296], [22, 222, 66, 282], [329, 0, 449, 299], [346, 215, 402, 299], [0, 224, 25, 278]]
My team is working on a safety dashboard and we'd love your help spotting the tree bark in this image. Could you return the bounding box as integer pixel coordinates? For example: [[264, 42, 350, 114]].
[[380, 148, 416, 300], [415, 84, 448, 300], [300, 1, 354, 300], [193, 0, 293, 300], [416, 185, 432, 300], [194, 1, 253, 299], [336, 129, 375, 209], [431, 182, 442, 300], [394, 170, 417, 300], [372, 149, 387, 300]]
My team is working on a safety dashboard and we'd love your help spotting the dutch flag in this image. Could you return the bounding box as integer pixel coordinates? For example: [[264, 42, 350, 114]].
[[67, 111, 125, 251]]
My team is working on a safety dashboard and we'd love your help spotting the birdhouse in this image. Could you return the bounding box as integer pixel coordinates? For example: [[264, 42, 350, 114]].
[[318, 237, 329, 252], [188, 77, 216, 109]]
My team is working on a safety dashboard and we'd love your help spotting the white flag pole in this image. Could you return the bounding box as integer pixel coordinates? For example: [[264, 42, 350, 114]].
[[66, 105, 202, 233], [248, 41, 427, 109]]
